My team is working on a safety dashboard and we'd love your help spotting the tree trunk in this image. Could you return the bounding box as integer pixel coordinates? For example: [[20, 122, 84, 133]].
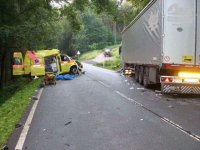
[[0, 47, 7, 88]]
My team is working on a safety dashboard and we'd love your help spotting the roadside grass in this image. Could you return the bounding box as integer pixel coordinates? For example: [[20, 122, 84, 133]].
[[0, 77, 42, 148], [95, 58, 122, 71], [80, 50, 103, 61], [95, 45, 122, 71], [79, 44, 120, 61], [107, 44, 120, 50]]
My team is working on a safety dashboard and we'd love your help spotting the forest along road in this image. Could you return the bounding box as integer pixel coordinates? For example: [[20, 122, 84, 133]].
[[13, 63, 200, 150]]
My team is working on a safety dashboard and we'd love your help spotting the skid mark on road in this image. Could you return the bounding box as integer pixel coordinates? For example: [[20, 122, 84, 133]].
[[115, 90, 200, 142]]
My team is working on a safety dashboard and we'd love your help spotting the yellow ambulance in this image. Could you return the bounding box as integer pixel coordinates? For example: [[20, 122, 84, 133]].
[[13, 49, 78, 76]]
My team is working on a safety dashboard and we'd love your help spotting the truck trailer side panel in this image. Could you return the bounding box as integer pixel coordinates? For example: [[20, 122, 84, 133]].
[[121, 0, 200, 94], [163, 0, 196, 65], [197, 0, 200, 65], [122, 0, 162, 66]]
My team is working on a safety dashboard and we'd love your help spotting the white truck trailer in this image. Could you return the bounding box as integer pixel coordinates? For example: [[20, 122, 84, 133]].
[[121, 0, 200, 94]]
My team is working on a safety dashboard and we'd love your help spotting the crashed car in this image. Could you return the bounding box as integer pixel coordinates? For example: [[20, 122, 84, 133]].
[[75, 60, 83, 70], [68, 56, 84, 74]]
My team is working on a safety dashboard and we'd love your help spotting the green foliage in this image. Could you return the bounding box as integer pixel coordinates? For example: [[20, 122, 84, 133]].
[[59, 0, 150, 35], [96, 58, 122, 71], [61, 5, 81, 32], [0, 0, 63, 87], [0, 3, 62, 50], [127, 0, 151, 13], [60, 0, 120, 33], [59, 8, 115, 54], [78, 9, 114, 51], [58, 19, 75, 56], [116, 1, 137, 26], [0, 77, 43, 147], [91, 0, 117, 16], [73, 0, 89, 12]]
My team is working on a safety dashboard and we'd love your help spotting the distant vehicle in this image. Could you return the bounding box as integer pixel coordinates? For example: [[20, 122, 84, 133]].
[[104, 48, 111, 57], [121, 0, 200, 94], [13, 49, 78, 77]]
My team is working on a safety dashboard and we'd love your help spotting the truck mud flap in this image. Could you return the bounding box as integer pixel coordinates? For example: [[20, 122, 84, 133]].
[[161, 83, 200, 94]]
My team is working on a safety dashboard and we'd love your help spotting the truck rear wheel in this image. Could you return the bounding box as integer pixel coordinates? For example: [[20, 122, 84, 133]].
[[135, 66, 139, 82], [143, 67, 150, 88], [139, 66, 143, 85]]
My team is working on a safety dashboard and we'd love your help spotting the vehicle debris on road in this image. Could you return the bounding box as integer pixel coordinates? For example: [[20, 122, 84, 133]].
[[65, 121, 72, 126], [44, 73, 56, 85]]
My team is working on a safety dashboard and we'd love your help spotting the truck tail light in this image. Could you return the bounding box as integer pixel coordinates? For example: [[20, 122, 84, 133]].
[[161, 77, 173, 83]]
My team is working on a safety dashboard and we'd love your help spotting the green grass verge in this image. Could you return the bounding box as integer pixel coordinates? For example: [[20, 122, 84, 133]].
[[0, 77, 43, 148], [79, 45, 120, 61], [95, 45, 122, 71], [80, 50, 103, 61]]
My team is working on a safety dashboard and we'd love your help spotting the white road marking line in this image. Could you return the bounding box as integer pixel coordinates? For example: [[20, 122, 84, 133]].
[[161, 117, 200, 142], [115, 91, 142, 106], [115, 90, 200, 142], [15, 88, 44, 150], [98, 81, 111, 88]]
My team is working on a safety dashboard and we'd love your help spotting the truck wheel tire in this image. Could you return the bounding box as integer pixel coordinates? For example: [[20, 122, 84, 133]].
[[139, 67, 143, 85], [70, 66, 78, 75], [135, 66, 139, 82], [143, 67, 150, 88]]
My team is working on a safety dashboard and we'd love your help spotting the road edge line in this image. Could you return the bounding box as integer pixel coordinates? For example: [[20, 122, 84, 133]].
[[15, 88, 44, 150]]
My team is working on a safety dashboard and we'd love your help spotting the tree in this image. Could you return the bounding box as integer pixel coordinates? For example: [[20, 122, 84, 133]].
[[127, 0, 151, 13], [58, 19, 75, 56], [0, 0, 62, 87], [72, 8, 114, 53], [115, 1, 136, 31], [60, 0, 118, 32]]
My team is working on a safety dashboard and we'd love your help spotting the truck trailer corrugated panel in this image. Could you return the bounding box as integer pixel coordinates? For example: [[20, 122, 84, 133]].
[[122, 0, 162, 66], [122, 0, 199, 66], [163, 0, 196, 65]]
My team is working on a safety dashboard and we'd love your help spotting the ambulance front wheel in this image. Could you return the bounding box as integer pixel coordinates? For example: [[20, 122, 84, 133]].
[[70, 66, 78, 75]]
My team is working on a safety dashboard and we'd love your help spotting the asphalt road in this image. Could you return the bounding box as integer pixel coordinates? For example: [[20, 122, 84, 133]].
[[13, 63, 200, 150]]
